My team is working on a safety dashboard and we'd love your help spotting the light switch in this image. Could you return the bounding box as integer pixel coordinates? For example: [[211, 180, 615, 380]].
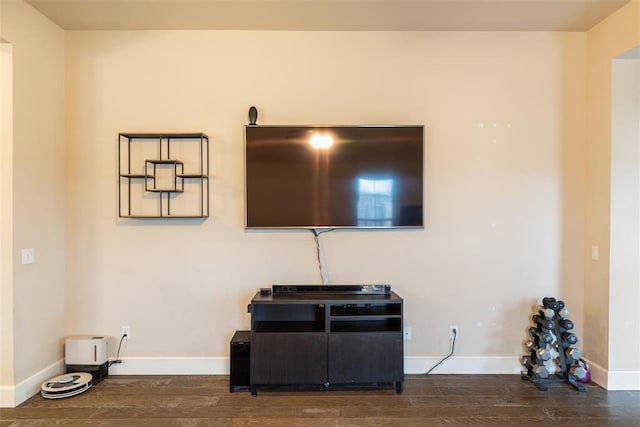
[[591, 245, 599, 261]]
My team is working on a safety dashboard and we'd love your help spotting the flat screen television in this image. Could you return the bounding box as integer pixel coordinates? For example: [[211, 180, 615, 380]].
[[244, 125, 424, 229]]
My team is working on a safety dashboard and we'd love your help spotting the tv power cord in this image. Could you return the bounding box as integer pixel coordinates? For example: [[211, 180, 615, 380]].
[[310, 228, 334, 285], [108, 333, 128, 367], [424, 327, 457, 374]]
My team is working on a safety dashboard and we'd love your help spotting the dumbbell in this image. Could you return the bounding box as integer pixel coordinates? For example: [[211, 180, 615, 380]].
[[547, 345, 559, 360], [532, 314, 555, 330], [559, 319, 574, 331], [521, 353, 547, 366], [562, 332, 579, 345], [570, 361, 588, 381], [546, 298, 570, 318], [537, 305, 555, 320], [528, 326, 555, 345], [565, 347, 582, 361], [524, 340, 538, 354], [542, 297, 559, 311], [543, 358, 560, 376], [577, 359, 591, 383], [522, 356, 549, 379], [525, 341, 552, 361]]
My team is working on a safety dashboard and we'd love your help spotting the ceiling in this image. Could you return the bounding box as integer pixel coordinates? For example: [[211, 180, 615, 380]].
[[24, 0, 632, 32]]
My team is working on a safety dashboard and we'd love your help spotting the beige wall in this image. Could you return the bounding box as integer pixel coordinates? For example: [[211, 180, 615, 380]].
[[64, 30, 587, 369], [11, 0, 640, 404], [0, 40, 15, 407], [0, 0, 66, 405], [585, 0, 640, 389]]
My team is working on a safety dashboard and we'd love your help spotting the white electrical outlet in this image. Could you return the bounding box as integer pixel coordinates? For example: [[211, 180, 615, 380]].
[[121, 326, 131, 339], [21, 248, 35, 265], [450, 325, 458, 337], [404, 326, 412, 340]]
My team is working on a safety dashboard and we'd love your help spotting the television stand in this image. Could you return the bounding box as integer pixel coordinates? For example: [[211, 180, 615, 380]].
[[248, 285, 404, 396]]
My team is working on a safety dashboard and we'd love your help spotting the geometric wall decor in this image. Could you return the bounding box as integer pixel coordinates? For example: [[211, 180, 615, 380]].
[[118, 133, 209, 218]]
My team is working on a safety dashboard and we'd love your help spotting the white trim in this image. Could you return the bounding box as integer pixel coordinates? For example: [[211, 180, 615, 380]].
[[0, 359, 64, 408], [405, 356, 522, 375], [6, 356, 635, 408], [0, 385, 14, 408], [107, 356, 524, 376], [108, 357, 229, 375], [579, 358, 640, 390], [606, 370, 640, 390], [107, 356, 522, 376]]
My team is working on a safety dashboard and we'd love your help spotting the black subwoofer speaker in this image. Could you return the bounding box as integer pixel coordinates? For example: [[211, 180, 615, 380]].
[[230, 330, 250, 392]]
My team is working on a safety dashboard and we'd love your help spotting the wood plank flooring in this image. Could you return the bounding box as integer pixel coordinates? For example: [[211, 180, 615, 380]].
[[1, 374, 639, 426]]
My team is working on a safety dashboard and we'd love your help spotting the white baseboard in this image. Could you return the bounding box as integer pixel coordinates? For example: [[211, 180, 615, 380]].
[[0, 359, 64, 408], [110, 356, 521, 376], [4, 356, 635, 408], [105, 356, 525, 376], [405, 356, 522, 374], [585, 358, 640, 390], [607, 370, 640, 390], [108, 357, 229, 375]]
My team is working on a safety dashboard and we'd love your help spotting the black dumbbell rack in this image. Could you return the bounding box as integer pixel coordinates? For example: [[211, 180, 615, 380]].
[[521, 297, 586, 392]]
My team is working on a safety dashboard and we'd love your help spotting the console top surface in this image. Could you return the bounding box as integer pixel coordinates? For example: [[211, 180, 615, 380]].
[[251, 285, 402, 304]]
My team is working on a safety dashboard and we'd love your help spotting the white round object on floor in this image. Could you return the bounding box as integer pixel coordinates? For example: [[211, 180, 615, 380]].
[[41, 372, 92, 399]]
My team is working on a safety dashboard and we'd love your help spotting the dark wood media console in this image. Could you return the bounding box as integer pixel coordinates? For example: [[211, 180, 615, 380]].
[[248, 285, 404, 395]]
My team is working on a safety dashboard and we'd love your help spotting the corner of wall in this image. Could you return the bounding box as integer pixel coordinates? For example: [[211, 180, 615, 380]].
[[0, 359, 63, 408]]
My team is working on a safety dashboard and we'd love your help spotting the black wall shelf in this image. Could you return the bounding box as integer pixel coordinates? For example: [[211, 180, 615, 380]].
[[118, 133, 209, 218]]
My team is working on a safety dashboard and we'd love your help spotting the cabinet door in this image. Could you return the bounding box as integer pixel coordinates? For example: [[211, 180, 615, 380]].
[[328, 332, 403, 383], [251, 333, 327, 385]]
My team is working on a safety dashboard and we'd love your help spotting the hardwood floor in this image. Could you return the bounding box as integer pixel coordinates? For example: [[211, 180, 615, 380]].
[[1, 374, 639, 426]]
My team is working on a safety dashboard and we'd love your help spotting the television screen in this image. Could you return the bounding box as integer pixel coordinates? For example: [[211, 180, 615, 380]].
[[244, 125, 424, 229]]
